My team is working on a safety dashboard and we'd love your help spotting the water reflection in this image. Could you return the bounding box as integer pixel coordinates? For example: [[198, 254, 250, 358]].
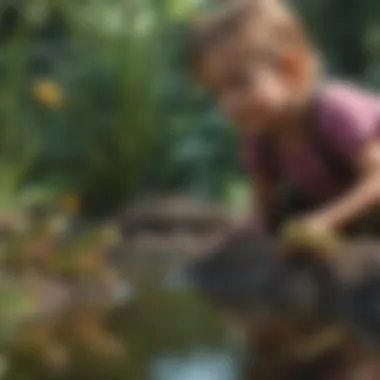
[[151, 349, 238, 380], [124, 252, 240, 380], [163, 263, 192, 291]]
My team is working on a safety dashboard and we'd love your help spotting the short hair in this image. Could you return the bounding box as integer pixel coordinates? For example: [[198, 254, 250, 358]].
[[189, 0, 312, 81]]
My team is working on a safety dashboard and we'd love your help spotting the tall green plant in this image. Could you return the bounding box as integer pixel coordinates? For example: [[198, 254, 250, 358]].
[[0, 7, 39, 214]]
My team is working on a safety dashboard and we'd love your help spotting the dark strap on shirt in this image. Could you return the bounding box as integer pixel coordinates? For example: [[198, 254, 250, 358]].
[[258, 101, 356, 196], [308, 113, 356, 189]]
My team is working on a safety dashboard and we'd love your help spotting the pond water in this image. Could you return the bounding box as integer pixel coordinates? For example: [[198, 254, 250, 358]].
[[151, 349, 239, 380], [123, 258, 244, 380]]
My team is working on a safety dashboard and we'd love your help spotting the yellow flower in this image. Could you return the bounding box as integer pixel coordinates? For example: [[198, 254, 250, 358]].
[[33, 79, 64, 109]]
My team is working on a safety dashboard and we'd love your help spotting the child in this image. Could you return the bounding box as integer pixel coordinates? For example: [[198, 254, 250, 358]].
[[189, 0, 380, 248]]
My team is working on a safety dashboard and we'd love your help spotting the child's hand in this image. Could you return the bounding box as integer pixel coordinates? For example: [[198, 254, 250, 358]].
[[280, 214, 343, 259]]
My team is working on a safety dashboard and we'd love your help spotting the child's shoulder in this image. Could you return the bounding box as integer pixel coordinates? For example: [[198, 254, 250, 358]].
[[317, 81, 380, 116], [315, 81, 380, 154]]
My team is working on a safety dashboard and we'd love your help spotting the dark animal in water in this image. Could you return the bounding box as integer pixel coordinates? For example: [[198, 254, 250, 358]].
[[189, 233, 380, 379]]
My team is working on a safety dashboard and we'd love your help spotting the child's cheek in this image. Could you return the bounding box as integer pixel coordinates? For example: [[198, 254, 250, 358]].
[[249, 81, 285, 123]]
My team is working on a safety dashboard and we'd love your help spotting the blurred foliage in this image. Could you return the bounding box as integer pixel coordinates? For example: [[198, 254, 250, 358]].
[[0, 206, 131, 379], [0, 0, 237, 217]]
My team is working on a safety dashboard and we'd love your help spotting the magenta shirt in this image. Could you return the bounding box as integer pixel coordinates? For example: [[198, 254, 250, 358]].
[[240, 82, 380, 202]]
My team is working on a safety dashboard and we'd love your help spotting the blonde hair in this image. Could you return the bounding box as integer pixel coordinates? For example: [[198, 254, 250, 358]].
[[189, 0, 317, 81]]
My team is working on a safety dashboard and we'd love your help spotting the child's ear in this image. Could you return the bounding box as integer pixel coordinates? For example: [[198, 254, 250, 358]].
[[281, 50, 306, 84]]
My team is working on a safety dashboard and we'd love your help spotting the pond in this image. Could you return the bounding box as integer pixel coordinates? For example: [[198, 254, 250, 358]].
[[151, 349, 239, 380], [122, 257, 244, 380]]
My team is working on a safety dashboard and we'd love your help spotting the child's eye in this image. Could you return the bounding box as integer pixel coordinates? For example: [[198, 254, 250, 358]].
[[227, 70, 252, 91], [207, 68, 253, 102]]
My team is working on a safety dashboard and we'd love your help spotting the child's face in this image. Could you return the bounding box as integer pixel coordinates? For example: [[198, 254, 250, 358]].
[[202, 36, 293, 135]]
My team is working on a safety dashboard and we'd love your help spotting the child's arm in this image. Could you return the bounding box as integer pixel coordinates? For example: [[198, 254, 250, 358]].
[[281, 139, 380, 255], [281, 85, 380, 251], [250, 175, 277, 233], [238, 138, 276, 235], [308, 139, 380, 230]]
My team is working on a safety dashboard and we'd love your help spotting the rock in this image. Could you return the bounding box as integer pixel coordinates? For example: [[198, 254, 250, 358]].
[[189, 233, 380, 361], [120, 194, 229, 257]]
